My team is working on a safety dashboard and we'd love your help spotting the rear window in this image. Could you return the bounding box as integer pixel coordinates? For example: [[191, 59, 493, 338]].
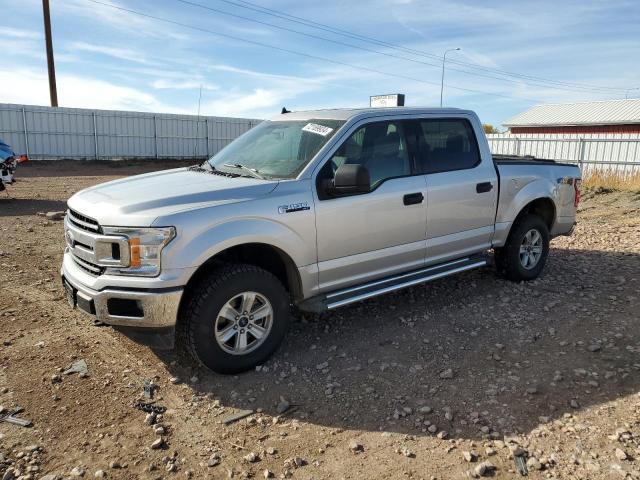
[[416, 119, 480, 174]]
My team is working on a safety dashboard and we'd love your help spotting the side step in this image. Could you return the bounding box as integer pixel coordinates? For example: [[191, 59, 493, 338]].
[[298, 255, 488, 313]]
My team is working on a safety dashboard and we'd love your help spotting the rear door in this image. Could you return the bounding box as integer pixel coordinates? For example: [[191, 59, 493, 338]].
[[313, 119, 428, 292], [414, 117, 498, 265]]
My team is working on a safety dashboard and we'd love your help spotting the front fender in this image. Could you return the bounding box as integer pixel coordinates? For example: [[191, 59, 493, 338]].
[[165, 217, 315, 270]]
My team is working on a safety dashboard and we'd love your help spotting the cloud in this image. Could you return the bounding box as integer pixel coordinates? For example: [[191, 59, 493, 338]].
[[151, 79, 219, 91], [0, 69, 188, 113], [68, 41, 157, 65], [0, 27, 42, 40]]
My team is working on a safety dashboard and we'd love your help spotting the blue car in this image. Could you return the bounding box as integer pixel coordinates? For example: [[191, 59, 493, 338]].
[[0, 139, 28, 191]]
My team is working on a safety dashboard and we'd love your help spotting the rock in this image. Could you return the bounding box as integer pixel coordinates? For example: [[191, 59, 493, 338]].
[[587, 344, 601, 352], [349, 440, 364, 453], [265, 447, 277, 455], [243, 452, 259, 463], [439, 368, 455, 379], [276, 397, 290, 414], [419, 406, 432, 414], [144, 413, 156, 426], [169, 377, 180, 384], [436, 431, 448, 439], [397, 446, 415, 458], [208, 454, 221, 467], [154, 425, 165, 435], [570, 399, 580, 409], [151, 438, 165, 450], [94, 470, 106, 478], [472, 461, 496, 478], [51, 374, 62, 384], [615, 448, 628, 461], [70, 467, 85, 477], [40, 476, 58, 480], [527, 457, 543, 470], [263, 469, 273, 479], [283, 457, 305, 469], [45, 211, 66, 221], [109, 461, 121, 469], [463, 451, 478, 462]]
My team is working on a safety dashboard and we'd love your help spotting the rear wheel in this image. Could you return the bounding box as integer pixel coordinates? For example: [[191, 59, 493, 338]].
[[179, 264, 290, 374], [495, 214, 550, 281]]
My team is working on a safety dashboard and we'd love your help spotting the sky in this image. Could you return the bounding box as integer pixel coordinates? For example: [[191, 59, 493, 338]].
[[0, 0, 638, 128]]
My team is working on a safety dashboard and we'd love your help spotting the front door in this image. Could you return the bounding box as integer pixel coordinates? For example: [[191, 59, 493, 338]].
[[313, 120, 428, 293]]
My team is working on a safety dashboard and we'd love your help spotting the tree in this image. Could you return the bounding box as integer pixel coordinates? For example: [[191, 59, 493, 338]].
[[483, 124, 499, 134]]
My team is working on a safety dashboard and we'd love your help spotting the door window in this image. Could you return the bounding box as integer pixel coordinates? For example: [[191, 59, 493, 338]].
[[320, 120, 412, 190], [415, 119, 480, 174]]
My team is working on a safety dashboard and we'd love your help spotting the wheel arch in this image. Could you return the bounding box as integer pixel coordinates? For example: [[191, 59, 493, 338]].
[[178, 242, 303, 318]]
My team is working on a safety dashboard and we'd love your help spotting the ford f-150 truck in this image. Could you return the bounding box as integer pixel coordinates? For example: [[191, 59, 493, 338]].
[[61, 106, 581, 373]]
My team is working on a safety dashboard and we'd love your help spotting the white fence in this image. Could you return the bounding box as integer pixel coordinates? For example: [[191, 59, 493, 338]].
[[487, 133, 640, 175], [0, 103, 261, 160]]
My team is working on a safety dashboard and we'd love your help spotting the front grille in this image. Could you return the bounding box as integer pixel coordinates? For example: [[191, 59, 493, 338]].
[[72, 255, 105, 276], [67, 208, 104, 276], [68, 209, 100, 233]]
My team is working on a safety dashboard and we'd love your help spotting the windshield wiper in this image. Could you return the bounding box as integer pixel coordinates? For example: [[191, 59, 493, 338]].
[[223, 163, 265, 180]]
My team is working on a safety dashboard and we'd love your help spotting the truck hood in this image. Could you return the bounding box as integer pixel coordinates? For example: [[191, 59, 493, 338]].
[[67, 167, 278, 226]]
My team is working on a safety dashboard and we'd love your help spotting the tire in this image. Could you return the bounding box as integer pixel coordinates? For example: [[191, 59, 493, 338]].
[[178, 264, 290, 374], [494, 214, 550, 281]]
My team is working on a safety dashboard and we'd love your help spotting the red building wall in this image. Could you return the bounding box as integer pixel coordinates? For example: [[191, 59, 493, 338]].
[[510, 124, 640, 134]]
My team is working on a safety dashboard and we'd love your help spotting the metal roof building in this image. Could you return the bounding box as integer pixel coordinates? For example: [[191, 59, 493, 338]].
[[503, 99, 640, 134]]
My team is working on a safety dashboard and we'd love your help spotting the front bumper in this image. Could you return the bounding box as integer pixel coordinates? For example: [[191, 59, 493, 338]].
[[61, 257, 183, 329]]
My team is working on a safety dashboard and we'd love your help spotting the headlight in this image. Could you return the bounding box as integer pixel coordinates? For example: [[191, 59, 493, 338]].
[[102, 226, 175, 277]]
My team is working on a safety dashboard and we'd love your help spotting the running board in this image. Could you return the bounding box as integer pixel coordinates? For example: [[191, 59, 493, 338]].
[[298, 255, 488, 313]]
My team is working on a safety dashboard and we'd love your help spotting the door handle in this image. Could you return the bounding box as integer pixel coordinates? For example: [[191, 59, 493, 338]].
[[403, 192, 424, 205], [476, 182, 493, 193]]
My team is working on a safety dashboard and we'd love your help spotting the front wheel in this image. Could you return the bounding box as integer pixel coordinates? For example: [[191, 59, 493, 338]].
[[494, 214, 550, 281], [179, 264, 290, 374]]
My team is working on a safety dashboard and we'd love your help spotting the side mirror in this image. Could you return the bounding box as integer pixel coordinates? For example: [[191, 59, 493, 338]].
[[18, 154, 28, 163], [331, 164, 370, 195]]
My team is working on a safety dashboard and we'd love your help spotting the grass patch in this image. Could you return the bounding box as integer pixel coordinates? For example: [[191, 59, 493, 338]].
[[582, 171, 640, 193]]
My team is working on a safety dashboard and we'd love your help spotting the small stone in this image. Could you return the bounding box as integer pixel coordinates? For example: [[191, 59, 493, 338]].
[[527, 457, 543, 470], [51, 374, 62, 384], [348, 440, 364, 453], [265, 447, 277, 455], [570, 399, 580, 409], [587, 344, 601, 352], [208, 454, 221, 467], [109, 461, 121, 469], [263, 469, 273, 479], [151, 438, 165, 450], [94, 470, 106, 478], [144, 413, 156, 426], [463, 451, 478, 462], [243, 452, 259, 463], [46, 211, 66, 221], [615, 448, 628, 461], [70, 467, 85, 477], [169, 377, 180, 384], [439, 368, 455, 379], [276, 397, 290, 414], [419, 406, 432, 414], [473, 461, 495, 477]]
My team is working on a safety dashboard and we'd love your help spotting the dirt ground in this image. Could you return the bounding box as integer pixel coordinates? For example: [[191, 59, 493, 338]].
[[1, 160, 639, 480]]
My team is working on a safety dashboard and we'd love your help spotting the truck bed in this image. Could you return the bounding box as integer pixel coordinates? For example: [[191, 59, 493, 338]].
[[492, 154, 574, 167]]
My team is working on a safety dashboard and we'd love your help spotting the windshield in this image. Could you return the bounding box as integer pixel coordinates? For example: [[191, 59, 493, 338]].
[[207, 119, 345, 179]]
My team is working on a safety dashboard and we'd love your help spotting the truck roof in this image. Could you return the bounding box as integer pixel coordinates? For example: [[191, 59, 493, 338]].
[[269, 107, 471, 122]]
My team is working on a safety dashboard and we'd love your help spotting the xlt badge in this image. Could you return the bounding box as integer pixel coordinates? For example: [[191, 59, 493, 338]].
[[278, 202, 311, 214]]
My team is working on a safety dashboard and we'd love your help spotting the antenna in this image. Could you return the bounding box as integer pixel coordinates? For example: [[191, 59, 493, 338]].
[[193, 84, 203, 159]]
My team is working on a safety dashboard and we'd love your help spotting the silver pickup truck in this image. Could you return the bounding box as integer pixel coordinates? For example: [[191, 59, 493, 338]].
[[61, 107, 581, 373]]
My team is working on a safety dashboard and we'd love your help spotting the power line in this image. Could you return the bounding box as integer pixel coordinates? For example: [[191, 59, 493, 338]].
[[174, 0, 624, 95], [213, 0, 631, 94], [80, 0, 543, 103]]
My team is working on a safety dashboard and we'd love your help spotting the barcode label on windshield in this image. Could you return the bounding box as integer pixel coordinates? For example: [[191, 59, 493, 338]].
[[302, 123, 333, 136]]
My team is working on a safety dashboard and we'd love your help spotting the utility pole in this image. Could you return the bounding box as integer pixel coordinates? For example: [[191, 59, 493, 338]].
[[42, 0, 58, 107], [440, 47, 460, 107]]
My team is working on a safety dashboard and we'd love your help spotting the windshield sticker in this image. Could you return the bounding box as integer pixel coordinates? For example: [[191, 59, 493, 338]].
[[302, 123, 333, 137]]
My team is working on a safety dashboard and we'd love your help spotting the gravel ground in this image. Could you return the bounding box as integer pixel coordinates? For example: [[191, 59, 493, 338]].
[[0, 161, 639, 480]]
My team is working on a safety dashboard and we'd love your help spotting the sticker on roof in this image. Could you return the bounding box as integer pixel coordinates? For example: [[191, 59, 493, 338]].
[[302, 123, 333, 136]]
